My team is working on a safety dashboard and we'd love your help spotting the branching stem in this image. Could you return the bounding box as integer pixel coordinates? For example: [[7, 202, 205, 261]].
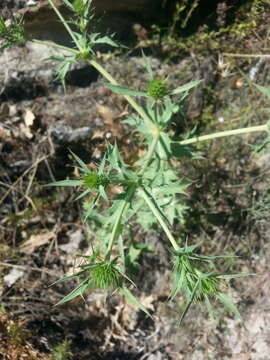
[[105, 184, 136, 260], [89, 59, 156, 132], [46, 0, 156, 133], [139, 187, 180, 251], [47, 0, 82, 50], [139, 134, 160, 175], [179, 124, 268, 146], [32, 39, 78, 54]]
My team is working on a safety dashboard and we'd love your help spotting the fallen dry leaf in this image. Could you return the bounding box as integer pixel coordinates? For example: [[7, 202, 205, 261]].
[[24, 109, 35, 127], [19, 231, 54, 254]]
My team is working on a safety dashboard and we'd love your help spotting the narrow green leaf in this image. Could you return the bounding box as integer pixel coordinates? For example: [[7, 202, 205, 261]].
[[178, 278, 200, 326], [106, 84, 147, 97], [54, 277, 90, 306], [69, 150, 90, 174], [94, 35, 119, 47], [49, 269, 88, 287], [204, 295, 218, 323], [84, 194, 100, 221], [216, 273, 255, 279], [118, 235, 126, 272], [170, 265, 185, 300], [170, 80, 201, 95], [119, 285, 152, 318], [75, 188, 92, 201], [62, 0, 74, 10], [46, 180, 83, 187], [98, 185, 108, 201], [141, 50, 153, 79], [254, 84, 270, 101], [216, 293, 241, 318]]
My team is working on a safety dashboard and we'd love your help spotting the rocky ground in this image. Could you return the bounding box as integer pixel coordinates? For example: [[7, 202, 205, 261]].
[[1, 1, 270, 359]]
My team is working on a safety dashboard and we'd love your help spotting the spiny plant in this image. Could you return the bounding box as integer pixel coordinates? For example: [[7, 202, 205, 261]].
[[2, 0, 270, 325], [51, 339, 72, 360]]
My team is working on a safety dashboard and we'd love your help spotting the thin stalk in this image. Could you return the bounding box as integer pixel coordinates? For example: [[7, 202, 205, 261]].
[[139, 187, 180, 251], [179, 124, 268, 146], [31, 39, 78, 54], [46, 1, 157, 134], [138, 134, 160, 175], [47, 0, 82, 50], [223, 53, 270, 58], [89, 59, 157, 133], [105, 185, 136, 260]]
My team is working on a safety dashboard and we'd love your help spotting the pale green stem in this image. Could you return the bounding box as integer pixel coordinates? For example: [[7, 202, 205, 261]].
[[89, 59, 156, 133], [47, 0, 82, 50], [138, 134, 160, 175], [179, 124, 268, 146], [46, 0, 157, 134], [105, 185, 136, 260], [139, 187, 180, 251], [223, 53, 270, 58], [31, 39, 78, 54]]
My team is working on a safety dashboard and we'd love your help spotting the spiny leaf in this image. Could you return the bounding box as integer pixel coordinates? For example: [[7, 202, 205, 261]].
[[216, 293, 241, 318], [170, 80, 201, 95], [46, 179, 83, 187], [119, 285, 152, 318], [69, 150, 90, 173], [55, 277, 90, 306], [84, 194, 100, 221], [106, 84, 147, 97], [94, 35, 119, 47], [142, 50, 153, 79], [75, 188, 92, 201], [178, 278, 200, 325]]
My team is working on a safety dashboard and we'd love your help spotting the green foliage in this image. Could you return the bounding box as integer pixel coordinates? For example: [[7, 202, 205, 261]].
[[7, 0, 268, 325], [90, 260, 121, 289], [169, 244, 252, 324], [0, 16, 25, 50], [51, 339, 72, 360], [147, 78, 168, 100]]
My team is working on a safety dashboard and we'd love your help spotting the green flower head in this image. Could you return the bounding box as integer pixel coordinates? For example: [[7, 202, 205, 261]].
[[83, 173, 109, 189], [147, 78, 168, 100], [91, 262, 120, 289]]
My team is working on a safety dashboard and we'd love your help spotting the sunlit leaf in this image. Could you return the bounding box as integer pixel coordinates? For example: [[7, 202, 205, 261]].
[[170, 80, 201, 95], [106, 84, 147, 97], [46, 179, 83, 187], [55, 277, 90, 306]]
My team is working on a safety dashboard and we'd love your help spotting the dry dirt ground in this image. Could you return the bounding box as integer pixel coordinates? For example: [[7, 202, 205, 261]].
[[1, 2, 270, 360]]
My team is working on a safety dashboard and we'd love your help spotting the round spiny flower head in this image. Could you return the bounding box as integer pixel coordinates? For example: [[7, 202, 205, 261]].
[[91, 262, 120, 289], [83, 173, 109, 189], [147, 78, 168, 100]]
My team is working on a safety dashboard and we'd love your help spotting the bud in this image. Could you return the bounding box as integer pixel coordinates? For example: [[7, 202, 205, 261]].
[[83, 173, 109, 189], [91, 262, 120, 289], [147, 78, 168, 100]]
